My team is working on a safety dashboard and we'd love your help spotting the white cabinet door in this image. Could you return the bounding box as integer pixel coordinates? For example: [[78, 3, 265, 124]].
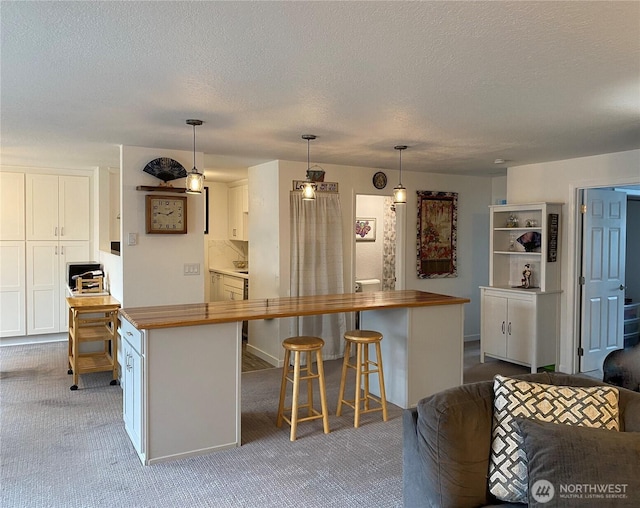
[[58, 241, 90, 329], [26, 241, 60, 334], [26, 174, 59, 240], [0, 241, 26, 337], [123, 337, 143, 456], [482, 293, 508, 358], [506, 297, 535, 364], [0, 173, 25, 241], [210, 271, 224, 302], [26, 174, 90, 241], [59, 176, 90, 240], [228, 185, 248, 241]]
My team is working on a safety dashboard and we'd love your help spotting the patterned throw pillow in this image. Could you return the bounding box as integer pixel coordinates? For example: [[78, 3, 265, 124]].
[[489, 375, 619, 503]]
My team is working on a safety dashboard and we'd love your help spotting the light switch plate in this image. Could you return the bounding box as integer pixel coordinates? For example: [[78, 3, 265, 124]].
[[127, 233, 137, 246]]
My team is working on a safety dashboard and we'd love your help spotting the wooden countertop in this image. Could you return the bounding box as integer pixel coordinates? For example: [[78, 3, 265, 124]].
[[66, 295, 121, 309], [119, 290, 469, 330]]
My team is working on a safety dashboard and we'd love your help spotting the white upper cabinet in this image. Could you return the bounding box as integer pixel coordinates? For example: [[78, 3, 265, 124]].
[[26, 174, 90, 241], [228, 183, 248, 241], [0, 172, 25, 240]]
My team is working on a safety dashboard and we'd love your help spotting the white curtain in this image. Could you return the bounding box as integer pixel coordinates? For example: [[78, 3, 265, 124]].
[[290, 192, 346, 359]]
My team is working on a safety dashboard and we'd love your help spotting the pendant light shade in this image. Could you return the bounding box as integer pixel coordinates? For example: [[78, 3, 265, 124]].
[[393, 145, 408, 204], [302, 134, 317, 201], [185, 119, 204, 195]]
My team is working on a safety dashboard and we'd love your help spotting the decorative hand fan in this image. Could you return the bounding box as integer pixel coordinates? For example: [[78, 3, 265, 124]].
[[143, 158, 187, 183]]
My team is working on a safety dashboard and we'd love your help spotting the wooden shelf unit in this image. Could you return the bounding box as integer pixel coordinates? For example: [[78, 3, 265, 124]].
[[67, 296, 121, 391], [136, 185, 186, 193]]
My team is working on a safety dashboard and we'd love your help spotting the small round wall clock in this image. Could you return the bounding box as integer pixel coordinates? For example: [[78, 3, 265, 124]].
[[145, 195, 187, 234], [372, 171, 387, 189]]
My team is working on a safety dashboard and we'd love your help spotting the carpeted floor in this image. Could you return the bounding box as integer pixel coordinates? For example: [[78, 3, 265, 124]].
[[0, 340, 529, 508]]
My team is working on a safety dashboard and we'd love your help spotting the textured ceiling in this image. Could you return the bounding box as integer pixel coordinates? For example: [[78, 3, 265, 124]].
[[1, 1, 639, 180]]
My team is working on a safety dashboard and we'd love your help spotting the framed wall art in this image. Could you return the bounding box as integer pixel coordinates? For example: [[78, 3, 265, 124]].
[[355, 217, 376, 241], [417, 191, 458, 278]]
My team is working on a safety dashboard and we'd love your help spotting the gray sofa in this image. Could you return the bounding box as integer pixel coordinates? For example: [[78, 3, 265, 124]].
[[403, 372, 640, 508]]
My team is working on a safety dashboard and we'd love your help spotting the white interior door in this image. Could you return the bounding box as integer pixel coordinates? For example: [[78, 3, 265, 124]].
[[580, 189, 627, 372]]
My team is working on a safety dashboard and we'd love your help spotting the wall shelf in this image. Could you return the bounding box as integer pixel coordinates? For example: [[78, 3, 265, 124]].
[[136, 186, 186, 193]]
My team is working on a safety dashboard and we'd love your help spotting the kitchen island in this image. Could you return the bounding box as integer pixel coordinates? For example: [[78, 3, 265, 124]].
[[119, 290, 469, 465]]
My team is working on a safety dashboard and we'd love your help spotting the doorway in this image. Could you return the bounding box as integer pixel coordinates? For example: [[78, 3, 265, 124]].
[[577, 185, 640, 374], [354, 195, 396, 292]]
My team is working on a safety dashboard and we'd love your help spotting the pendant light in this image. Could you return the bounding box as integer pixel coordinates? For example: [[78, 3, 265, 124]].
[[393, 145, 408, 204], [301, 134, 317, 201], [185, 119, 204, 194]]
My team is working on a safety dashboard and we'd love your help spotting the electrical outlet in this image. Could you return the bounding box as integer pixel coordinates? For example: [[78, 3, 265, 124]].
[[183, 263, 200, 275]]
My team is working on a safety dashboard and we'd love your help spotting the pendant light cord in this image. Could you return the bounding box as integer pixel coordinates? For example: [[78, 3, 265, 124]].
[[192, 123, 196, 170]]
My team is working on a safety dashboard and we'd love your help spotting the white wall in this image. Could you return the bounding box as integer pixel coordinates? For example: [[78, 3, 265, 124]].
[[400, 171, 492, 341], [246, 160, 296, 365], [120, 145, 204, 307], [506, 148, 640, 373], [626, 200, 640, 304], [246, 158, 493, 365], [355, 195, 386, 284]]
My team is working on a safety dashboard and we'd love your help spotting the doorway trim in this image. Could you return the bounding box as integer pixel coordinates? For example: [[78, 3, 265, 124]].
[[567, 176, 640, 374]]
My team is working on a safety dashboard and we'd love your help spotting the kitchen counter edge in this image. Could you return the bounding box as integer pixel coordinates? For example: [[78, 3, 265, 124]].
[[119, 290, 470, 331]]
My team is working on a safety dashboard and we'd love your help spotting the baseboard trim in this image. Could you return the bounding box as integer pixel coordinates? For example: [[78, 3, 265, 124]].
[[1, 333, 67, 347]]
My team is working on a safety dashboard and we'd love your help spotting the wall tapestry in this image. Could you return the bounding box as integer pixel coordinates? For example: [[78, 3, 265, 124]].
[[417, 190, 458, 278]]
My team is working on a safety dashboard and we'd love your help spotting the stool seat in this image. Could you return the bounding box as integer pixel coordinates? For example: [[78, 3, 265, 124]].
[[282, 336, 325, 351], [343, 330, 382, 343], [337, 329, 388, 428], [277, 336, 330, 441]]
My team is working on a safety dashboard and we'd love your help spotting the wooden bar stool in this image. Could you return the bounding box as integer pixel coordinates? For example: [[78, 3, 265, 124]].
[[276, 336, 330, 441], [336, 329, 388, 428]]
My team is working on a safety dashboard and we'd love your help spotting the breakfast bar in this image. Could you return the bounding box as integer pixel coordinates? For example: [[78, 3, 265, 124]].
[[119, 290, 469, 465]]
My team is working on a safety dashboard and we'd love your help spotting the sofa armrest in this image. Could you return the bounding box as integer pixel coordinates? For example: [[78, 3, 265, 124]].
[[403, 408, 432, 508]]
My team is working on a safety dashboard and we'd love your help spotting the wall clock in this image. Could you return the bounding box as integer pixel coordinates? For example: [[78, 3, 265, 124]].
[[145, 195, 187, 234], [372, 171, 387, 190]]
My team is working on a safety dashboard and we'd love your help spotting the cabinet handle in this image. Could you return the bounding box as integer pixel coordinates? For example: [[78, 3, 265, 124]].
[[126, 331, 133, 336], [54, 226, 58, 236], [61, 246, 64, 255], [61, 227, 64, 237], [508, 322, 512, 335], [55, 246, 58, 255], [501, 321, 505, 334]]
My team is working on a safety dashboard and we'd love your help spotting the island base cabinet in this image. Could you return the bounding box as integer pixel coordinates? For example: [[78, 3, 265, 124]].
[[122, 336, 143, 456], [480, 287, 560, 373], [120, 317, 144, 456], [119, 317, 241, 465]]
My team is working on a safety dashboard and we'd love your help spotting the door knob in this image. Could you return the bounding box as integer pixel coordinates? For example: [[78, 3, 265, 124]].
[[619, 285, 626, 291]]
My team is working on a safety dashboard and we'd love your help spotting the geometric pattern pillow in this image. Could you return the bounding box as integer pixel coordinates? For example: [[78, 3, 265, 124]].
[[489, 375, 619, 503]]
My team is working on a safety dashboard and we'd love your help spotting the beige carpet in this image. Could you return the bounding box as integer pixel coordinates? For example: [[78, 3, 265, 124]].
[[1, 340, 530, 508]]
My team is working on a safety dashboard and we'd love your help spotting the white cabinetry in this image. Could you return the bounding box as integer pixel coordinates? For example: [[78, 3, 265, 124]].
[[0, 172, 25, 240], [489, 202, 562, 291], [209, 271, 224, 302], [119, 315, 241, 465], [481, 202, 563, 372], [0, 173, 26, 337], [0, 242, 26, 337], [223, 274, 245, 301], [26, 174, 90, 241], [120, 317, 144, 456], [26, 240, 90, 334], [481, 288, 559, 372], [228, 184, 248, 241]]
